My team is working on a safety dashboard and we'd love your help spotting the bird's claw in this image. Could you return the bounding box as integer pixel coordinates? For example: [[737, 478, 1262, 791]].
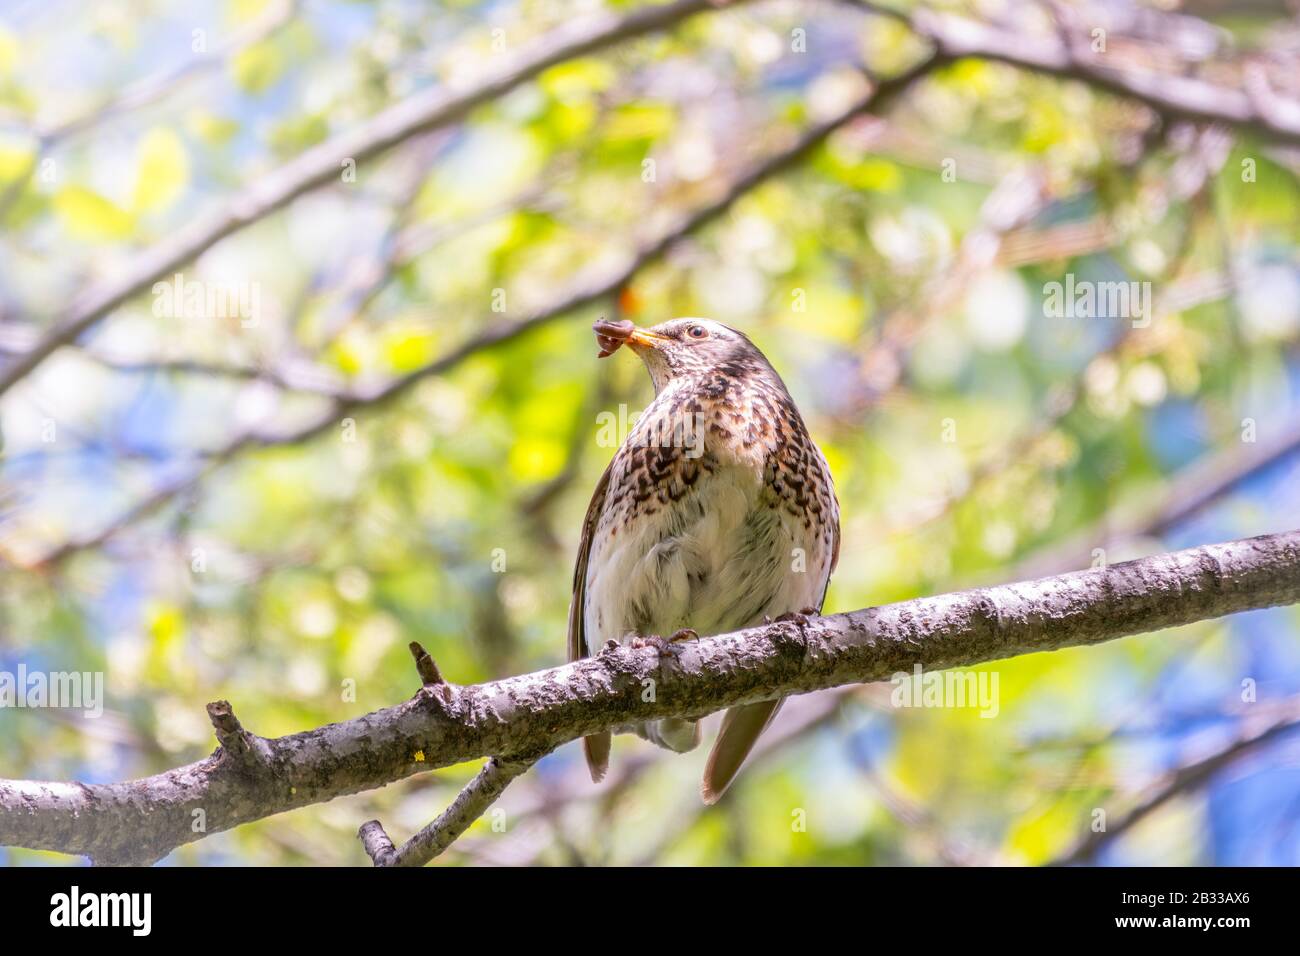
[[767, 608, 819, 649], [771, 607, 819, 627], [630, 632, 693, 658], [630, 634, 672, 654]]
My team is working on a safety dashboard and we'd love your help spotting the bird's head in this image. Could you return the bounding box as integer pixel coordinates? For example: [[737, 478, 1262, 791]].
[[592, 317, 772, 394]]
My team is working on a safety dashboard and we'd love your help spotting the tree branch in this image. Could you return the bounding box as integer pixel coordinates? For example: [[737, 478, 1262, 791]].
[[1, 529, 1297, 864], [842, 1, 1300, 145]]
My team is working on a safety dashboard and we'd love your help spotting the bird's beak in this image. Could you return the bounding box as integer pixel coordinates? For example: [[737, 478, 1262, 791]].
[[592, 318, 670, 358]]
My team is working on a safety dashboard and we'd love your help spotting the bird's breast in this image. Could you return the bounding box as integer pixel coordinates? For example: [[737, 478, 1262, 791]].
[[583, 387, 836, 646]]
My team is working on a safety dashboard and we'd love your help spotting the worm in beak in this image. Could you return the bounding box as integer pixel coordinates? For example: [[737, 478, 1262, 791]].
[[592, 318, 671, 357], [593, 317, 635, 358]]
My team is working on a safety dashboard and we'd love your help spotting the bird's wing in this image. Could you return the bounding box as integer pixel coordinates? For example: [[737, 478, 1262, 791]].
[[569, 458, 615, 783], [568, 458, 614, 662], [817, 503, 841, 613]]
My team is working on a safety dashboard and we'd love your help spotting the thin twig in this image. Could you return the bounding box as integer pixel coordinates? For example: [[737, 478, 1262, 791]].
[[1052, 701, 1300, 865], [408, 641, 446, 687], [359, 755, 542, 867], [1011, 415, 1300, 580]]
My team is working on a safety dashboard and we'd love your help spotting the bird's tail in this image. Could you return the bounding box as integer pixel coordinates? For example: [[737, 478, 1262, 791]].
[[701, 698, 782, 804], [583, 732, 611, 782], [637, 717, 701, 753]]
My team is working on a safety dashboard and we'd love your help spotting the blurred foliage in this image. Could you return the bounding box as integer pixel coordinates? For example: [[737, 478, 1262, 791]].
[[1, 0, 1299, 866]]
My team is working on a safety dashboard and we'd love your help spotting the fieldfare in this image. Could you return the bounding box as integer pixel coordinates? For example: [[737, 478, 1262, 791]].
[[569, 317, 840, 803]]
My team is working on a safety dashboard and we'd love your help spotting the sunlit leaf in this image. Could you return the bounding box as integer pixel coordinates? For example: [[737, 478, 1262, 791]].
[[52, 186, 135, 240], [132, 128, 190, 213], [233, 40, 284, 94]]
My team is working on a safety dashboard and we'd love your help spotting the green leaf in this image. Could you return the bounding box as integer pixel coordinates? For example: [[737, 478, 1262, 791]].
[[53, 186, 135, 240], [232, 40, 283, 94], [132, 127, 190, 213], [0, 21, 18, 77]]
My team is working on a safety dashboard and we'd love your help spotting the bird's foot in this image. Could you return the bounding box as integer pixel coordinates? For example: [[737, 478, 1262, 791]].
[[766, 608, 819, 650], [766, 607, 819, 627], [630, 631, 694, 658], [630, 634, 675, 657]]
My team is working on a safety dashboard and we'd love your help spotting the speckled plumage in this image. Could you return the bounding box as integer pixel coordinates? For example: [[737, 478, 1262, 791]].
[[569, 318, 840, 802]]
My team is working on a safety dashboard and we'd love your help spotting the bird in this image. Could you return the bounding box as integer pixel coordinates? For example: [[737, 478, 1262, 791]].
[[569, 316, 840, 803]]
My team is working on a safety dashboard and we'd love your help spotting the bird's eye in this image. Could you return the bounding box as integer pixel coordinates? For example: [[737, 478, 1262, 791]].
[[687, 326, 708, 339]]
